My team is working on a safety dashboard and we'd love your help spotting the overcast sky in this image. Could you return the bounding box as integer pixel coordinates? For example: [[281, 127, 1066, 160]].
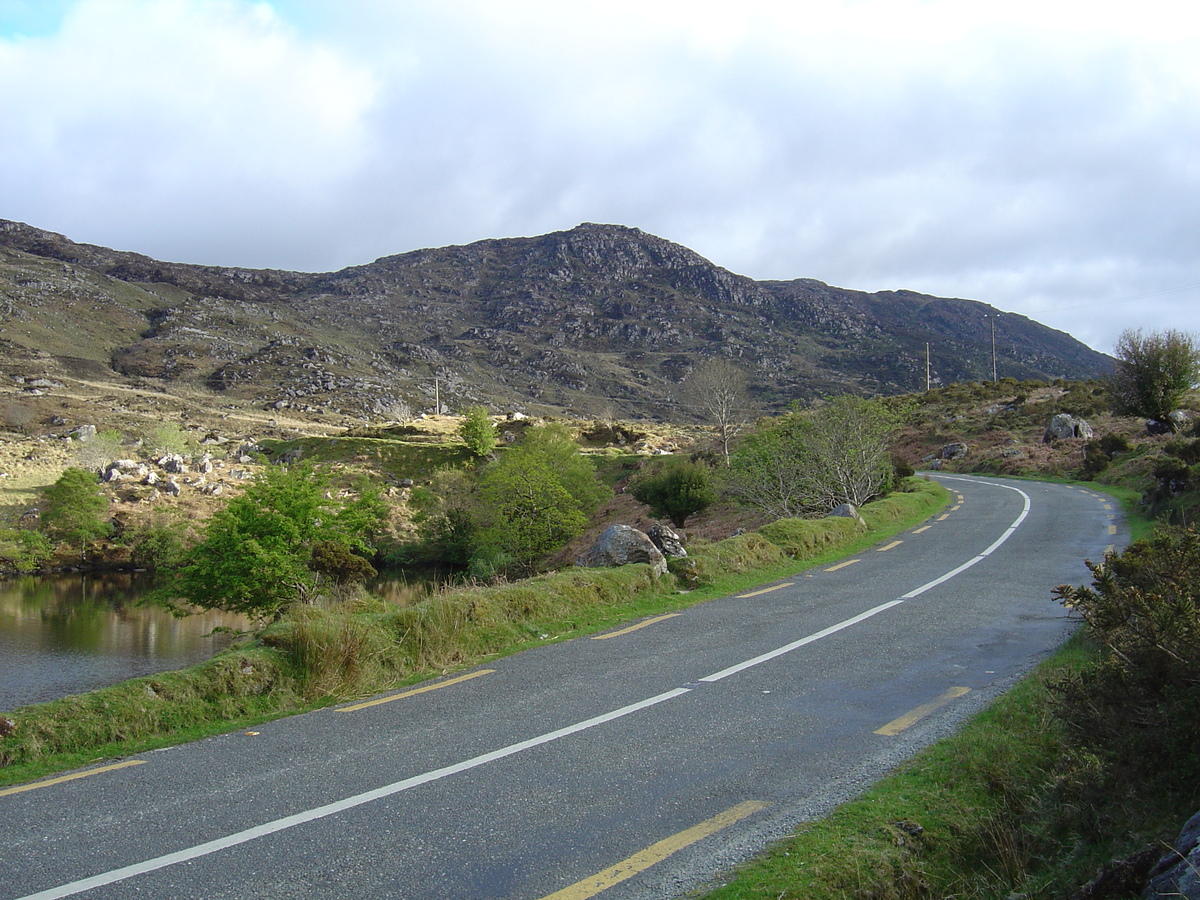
[[2, 0, 1198, 354]]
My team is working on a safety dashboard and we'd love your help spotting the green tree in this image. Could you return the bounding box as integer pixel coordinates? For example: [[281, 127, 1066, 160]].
[[1108, 328, 1200, 428], [166, 465, 386, 620], [629, 458, 717, 526], [472, 424, 611, 572], [39, 467, 113, 562], [727, 395, 900, 517], [458, 406, 497, 458]]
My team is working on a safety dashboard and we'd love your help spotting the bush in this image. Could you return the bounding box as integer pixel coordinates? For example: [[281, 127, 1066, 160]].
[[458, 407, 496, 458], [1053, 527, 1200, 777], [629, 458, 717, 526]]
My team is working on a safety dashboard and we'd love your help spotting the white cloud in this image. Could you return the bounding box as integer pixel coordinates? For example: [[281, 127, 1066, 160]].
[[2, 0, 1199, 352]]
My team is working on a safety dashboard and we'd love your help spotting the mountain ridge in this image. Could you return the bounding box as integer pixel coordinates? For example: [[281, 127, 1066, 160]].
[[0, 218, 1111, 422]]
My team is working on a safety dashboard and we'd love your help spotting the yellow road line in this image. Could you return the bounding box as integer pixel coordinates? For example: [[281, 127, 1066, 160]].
[[1102, 502, 1112, 510], [936, 513, 951, 521], [875, 686, 971, 736], [337, 669, 495, 712], [875, 540, 902, 552], [0, 760, 145, 797], [592, 614, 682, 640], [538, 800, 770, 900], [912, 525, 932, 534], [737, 583, 794, 598], [824, 559, 860, 572], [950, 504, 961, 511], [1108, 524, 1117, 535]]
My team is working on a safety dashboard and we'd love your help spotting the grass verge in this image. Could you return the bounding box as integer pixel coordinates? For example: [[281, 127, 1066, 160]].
[[0, 478, 948, 788], [696, 632, 1195, 900]]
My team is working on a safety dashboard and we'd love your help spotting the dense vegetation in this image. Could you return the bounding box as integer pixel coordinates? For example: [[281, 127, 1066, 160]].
[[2, 324, 1199, 897]]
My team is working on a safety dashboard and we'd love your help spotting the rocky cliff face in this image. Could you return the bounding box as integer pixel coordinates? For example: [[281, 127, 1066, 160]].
[[0, 218, 1111, 420]]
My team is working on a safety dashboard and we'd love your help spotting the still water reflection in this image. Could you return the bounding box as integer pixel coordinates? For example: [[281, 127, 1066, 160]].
[[0, 573, 250, 711]]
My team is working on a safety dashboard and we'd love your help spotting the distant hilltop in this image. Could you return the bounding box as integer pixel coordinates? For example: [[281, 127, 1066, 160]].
[[0, 218, 1111, 420]]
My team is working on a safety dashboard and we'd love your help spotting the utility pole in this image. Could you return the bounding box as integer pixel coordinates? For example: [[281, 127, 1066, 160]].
[[990, 316, 997, 382], [925, 342, 931, 392], [435, 376, 440, 415]]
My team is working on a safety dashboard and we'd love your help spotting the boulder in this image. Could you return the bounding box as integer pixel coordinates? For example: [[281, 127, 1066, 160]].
[[70, 424, 97, 442], [1145, 809, 1200, 899], [827, 503, 867, 526], [646, 523, 687, 558], [159, 454, 188, 474], [941, 442, 969, 460], [1044, 413, 1094, 442], [576, 525, 667, 576]]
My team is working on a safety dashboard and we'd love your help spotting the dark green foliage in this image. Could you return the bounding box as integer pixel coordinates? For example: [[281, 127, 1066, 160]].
[[1108, 328, 1200, 426], [39, 467, 113, 560], [411, 425, 612, 575], [1053, 527, 1200, 777], [1079, 432, 1132, 480], [309, 540, 378, 584], [458, 406, 497, 458], [629, 458, 717, 526], [127, 522, 188, 571]]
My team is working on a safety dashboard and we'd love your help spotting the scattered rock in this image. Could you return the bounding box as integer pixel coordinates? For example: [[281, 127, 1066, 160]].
[[576, 524, 667, 576], [1043, 413, 1094, 442], [827, 502, 866, 526], [941, 442, 969, 460], [1145, 809, 1200, 899], [70, 424, 97, 442], [646, 523, 687, 558]]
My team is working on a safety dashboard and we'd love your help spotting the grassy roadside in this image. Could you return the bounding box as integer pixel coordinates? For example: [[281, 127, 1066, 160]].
[[0, 479, 949, 788], [695, 477, 1188, 900], [696, 629, 1196, 900]]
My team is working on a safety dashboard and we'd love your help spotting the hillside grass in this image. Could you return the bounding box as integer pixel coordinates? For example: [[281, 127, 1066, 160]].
[[0, 478, 949, 788]]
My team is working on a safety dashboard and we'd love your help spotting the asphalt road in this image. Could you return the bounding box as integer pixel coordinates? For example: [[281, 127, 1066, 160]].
[[1, 474, 1125, 900]]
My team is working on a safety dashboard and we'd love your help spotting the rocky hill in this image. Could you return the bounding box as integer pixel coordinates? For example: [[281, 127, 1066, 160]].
[[0, 218, 1111, 422]]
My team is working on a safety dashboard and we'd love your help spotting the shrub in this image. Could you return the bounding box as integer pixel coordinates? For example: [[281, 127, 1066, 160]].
[[1053, 527, 1200, 777], [629, 458, 717, 526], [458, 407, 497, 458]]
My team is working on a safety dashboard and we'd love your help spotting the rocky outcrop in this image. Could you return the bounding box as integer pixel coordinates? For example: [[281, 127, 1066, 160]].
[[646, 523, 687, 558], [1044, 413, 1094, 442], [0, 217, 1114, 420], [941, 442, 969, 460], [576, 525, 667, 576], [1145, 810, 1200, 899]]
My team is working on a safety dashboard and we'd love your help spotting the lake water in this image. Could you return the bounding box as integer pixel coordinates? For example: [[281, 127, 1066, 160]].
[[0, 569, 440, 712], [0, 573, 249, 712]]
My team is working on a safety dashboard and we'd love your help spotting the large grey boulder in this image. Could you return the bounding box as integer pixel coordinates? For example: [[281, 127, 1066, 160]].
[[576, 525, 667, 576], [1043, 413, 1094, 442], [1145, 809, 1200, 899], [646, 523, 687, 558]]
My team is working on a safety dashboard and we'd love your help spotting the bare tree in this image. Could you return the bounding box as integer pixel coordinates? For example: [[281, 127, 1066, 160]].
[[682, 358, 753, 462]]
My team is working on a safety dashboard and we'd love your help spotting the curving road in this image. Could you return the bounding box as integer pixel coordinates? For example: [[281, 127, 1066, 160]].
[[1, 474, 1125, 900]]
